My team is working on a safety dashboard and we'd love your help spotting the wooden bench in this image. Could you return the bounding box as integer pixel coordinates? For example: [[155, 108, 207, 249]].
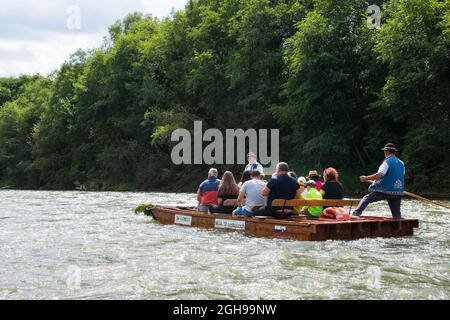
[[223, 199, 244, 206], [223, 198, 361, 208], [271, 199, 361, 207]]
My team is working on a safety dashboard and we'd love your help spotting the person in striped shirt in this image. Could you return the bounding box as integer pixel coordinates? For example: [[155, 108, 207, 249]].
[[197, 168, 221, 212]]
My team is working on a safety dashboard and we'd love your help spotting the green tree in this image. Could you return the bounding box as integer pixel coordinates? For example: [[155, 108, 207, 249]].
[[0, 0, 448, 193], [374, 0, 450, 189], [0, 77, 52, 187], [31, 50, 88, 189], [275, 0, 385, 170]]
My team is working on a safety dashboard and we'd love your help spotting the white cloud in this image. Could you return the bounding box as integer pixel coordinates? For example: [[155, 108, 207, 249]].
[[0, 0, 188, 77], [0, 32, 104, 76]]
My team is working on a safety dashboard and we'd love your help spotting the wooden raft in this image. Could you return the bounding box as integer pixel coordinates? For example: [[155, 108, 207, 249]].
[[148, 199, 419, 241]]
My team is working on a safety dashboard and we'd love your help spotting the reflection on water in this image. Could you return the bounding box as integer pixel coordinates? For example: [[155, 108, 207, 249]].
[[0, 190, 448, 300]]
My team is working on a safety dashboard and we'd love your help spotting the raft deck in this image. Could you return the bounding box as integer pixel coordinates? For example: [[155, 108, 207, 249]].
[[149, 199, 419, 241]]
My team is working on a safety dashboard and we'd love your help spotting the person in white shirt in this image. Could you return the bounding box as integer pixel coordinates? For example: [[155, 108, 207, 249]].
[[353, 143, 405, 218], [233, 170, 267, 217], [244, 152, 264, 175]]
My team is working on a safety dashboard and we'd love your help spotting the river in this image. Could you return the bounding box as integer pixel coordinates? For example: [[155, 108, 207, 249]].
[[0, 190, 448, 300]]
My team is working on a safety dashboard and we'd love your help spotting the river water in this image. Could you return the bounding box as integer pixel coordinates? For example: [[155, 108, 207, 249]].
[[0, 190, 448, 300]]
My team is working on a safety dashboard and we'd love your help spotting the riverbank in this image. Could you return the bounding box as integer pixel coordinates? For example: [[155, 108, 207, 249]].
[[1, 185, 449, 200], [1, 160, 449, 198]]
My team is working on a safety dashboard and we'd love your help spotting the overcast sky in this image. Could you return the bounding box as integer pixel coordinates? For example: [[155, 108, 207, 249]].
[[0, 0, 188, 77]]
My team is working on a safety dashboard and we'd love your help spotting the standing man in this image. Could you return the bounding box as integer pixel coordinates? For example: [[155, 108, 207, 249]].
[[245, 152, 264, 175], [353, 143, 405, 219]]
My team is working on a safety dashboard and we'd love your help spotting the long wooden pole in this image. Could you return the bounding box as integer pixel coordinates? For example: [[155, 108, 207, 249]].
[[365, 180, 450, 210], [404, 191, 450, 210]]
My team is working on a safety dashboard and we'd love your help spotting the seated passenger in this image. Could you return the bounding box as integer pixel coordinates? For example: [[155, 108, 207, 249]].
[[233, 170, 267, 217], [238, 170, 252, 188], [294, 180, 306, 214], [197, 168, 220, 212], [254, 162, 300, 219], [288, 171, 298, 179], [300, 180, 323, 217], [320, 167, 344, 210], [298, 177, 308, 198], [308, 170, 323, 192], [210, 171, 240, 214]]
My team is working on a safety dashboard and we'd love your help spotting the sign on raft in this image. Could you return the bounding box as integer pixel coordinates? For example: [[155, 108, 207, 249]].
[[274, 225, 287, 238], [175, 215, 192, 226], [215, 219, 246, 230]]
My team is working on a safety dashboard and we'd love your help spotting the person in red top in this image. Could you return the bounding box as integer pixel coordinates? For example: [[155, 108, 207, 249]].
[[308, 170, 323, 192], [197, 168, 221, 212]]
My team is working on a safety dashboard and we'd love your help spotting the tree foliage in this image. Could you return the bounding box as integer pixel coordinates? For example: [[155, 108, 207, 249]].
[[0, 0, 448, 192]]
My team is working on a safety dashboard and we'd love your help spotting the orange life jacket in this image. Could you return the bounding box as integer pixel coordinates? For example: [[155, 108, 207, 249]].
[[320, 207, 350, 221]]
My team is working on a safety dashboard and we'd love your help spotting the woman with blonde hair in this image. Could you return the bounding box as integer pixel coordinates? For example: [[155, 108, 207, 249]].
[[210, 171, 240, 214]]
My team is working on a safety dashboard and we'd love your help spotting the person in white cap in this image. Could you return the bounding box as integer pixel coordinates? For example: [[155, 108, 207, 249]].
[[244, 152, 264, 175], [298, 177, 308, 198]]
